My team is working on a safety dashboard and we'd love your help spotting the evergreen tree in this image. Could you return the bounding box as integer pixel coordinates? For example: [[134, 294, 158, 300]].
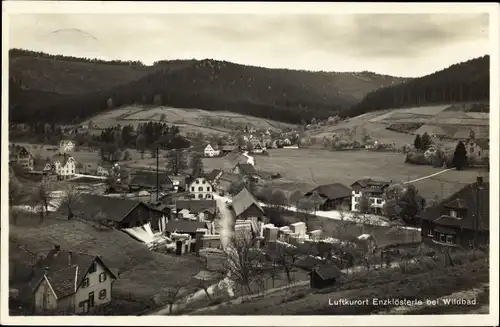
[[421, 132, 432, 150], [452, 141, 468, 170], [413, 134, 422, 150]]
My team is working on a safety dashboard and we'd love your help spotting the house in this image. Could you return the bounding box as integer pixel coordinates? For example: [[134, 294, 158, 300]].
[[52, 154, 77, 180], [129, 171, 173, 192], [165, 220, 209, 254], [310, 264, 343, 289], [59, 140, 75, 154], [187, 176, 214, 200], [204, 144, 220, 157], [169, 175, 187, 193], [31, 246, 117, 314], [350, 179, 392, 214], [252, 143, 264, 154], [33, 161, 53, 175], [304, 183, 352, 211], [10, 145, 35, 171], [57, 194, 168, 231], [97, 162, 120, 177], [249, 138, 262, 148], [261, 135, 273, 148], [215, 171, 244, 196], [464, 138, 489, 160], [232, 163, 258, 178], [220, 145, 238, 155], [419, 176, 489, 249], [231, 187, 265, 221], [175, 199, 218, 221]]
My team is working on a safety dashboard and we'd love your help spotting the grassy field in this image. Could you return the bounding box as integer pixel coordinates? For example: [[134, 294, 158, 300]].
[[9, 214, 205, 302], [310, 103, 489, 147], [204, 148, 488, 202], [81, 105, 297, 136]]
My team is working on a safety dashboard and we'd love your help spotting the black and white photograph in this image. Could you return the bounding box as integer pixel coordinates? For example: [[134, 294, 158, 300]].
[[2, 1, 498, 325]]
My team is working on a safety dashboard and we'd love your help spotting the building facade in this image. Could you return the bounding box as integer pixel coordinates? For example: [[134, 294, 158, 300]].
[[188, 177, 214, 200]]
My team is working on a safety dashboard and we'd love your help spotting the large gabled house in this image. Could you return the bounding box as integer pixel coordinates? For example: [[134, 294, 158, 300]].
[[203, 144, 220, 157], [232, 187, 265, 221], [31, 246, 117, 314], [59, 140, 75, 154], [350, 179, 392, 214], [52, 154, 77, 180], [10, 145, 35, 171], [57, 194, 169, 231], [419, 176, 489, 249], [128, 171, 173, 192], [232, 163, 258, 178], [187, 176, 214, 200], [304, 183, 352, 211]]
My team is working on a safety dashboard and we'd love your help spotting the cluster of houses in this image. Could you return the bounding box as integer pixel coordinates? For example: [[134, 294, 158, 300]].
[[203, 132, 295, 157]]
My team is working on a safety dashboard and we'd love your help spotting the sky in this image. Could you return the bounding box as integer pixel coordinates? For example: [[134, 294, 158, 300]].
[[8, 12, 490, 77]]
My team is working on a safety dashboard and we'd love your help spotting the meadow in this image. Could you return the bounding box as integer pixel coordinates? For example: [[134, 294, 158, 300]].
[[203, 148, 487, 202]]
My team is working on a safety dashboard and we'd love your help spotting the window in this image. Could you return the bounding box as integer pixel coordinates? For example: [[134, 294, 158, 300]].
[[82, 278, 90, 288], [191, 187, 195, 192], [369, 198, 375, 204], [439, 234, 445, 243], [206, 187, 211, 192], [98, 272, 107, 282], [89, 262, 97, 274], [196, 180, 200, 184], [206, 194, 211, 199], [202, 180, 206, 184], [354, 204, 359, 210], [354, 198, 358, 202], [198, 187, 203, 191], [198, 194, 203, 199], [450, 210, 457, 217], [376, 199, 382, 204], [427, 229, 433, 237], [88, 292, 95, 307], [446, 235, 454, 244], [99, 289, 107, 300]]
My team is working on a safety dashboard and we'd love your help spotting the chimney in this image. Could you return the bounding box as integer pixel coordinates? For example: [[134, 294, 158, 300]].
[[68, 251, 73, 266]]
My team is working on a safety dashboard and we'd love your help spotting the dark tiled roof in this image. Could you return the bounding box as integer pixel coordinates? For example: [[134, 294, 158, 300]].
[[33, 250, 115, 298], [176, 199, 217, 214], [221, 145, 237, 151], [314, 263, 343, 280], [219, 172, 243, 184], [129, 171, 173, 188], [294, 255, 324, 270], [166, 219, 208, 234], [351, 179, 391, 188], [305, 183, 352, 200], [420, 181, 489, 231], [57, 194, 141, 222], [234, 163, 258, 175], [206, 169, 223, 182], [232, 187, 263, 217]]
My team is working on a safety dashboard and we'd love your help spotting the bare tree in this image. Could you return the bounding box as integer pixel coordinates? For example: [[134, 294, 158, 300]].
[[155, 282, 186, 315], [33, 180, 52, 222], [223, 233, 265, 295], [268, 242, 302, 284], [62, 184, 81, 219]]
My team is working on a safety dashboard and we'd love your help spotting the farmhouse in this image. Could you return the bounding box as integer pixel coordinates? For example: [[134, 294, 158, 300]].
[[97, 162, 120, 177], [59, 140, 75, 154], [465, 138, 489, 160], [31, 246, 117, 314], [52, 154, 77, 180], [232, 163, 258, 178], [187, 176, 214, 199], [350, 179, 392, 215], [232, 187, 265, 221], [58, 194, 168, 230], [216, 171, 244, 196], [310, 264, 343, 289], [419, 176, 489, 249], [33, 161, 53, 175], [169, 175, 187, 193], [304, 183, 352, 211], [249, 138, 262, 148], [10, 145, 35, 171], [175, 199, 218, 221], [129, 171, 173, 192], [204, 144, 220, 157]]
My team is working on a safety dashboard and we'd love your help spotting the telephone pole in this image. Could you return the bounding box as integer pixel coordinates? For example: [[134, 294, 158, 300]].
[[156, 147, 159, 202]]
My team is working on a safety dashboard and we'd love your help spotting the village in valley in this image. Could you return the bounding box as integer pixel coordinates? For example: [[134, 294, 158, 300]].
[[6, 7, 492, 318]]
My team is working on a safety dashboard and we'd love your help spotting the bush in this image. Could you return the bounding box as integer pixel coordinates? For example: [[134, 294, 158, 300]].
[[405, 151, 428, 165]]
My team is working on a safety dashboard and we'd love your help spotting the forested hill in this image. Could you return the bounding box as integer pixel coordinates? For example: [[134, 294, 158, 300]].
[[9, 49, 409, 124], [342, 56, 490, 117]]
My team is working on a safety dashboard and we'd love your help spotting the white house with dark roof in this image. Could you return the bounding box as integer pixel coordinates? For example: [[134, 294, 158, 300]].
[[59, 140, 75, 154], [32, 246, 117, 314], [350, 179, 392, 214], [203, 144, 220, 157], [188, 176, 214, 200], [52, 154, 76, 180]]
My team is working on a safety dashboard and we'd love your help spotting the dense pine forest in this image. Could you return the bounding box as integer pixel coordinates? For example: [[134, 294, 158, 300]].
[[343, 56, 490, 117]]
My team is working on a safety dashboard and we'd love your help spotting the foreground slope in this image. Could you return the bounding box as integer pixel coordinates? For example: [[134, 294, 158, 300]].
[[9, 49, 408, 124], [343, 56, 490, 117]]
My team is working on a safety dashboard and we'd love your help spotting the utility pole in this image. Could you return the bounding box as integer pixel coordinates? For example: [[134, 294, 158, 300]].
[[156, 147, 160, 202]]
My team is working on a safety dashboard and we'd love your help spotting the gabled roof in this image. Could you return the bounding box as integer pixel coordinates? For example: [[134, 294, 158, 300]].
[[420, 180, 489, 231], [305, 183, 351, 200], [351, 178, 391, 189], [32, 249, 116, 298], [15, 146, 34, 157], [129, 171, 173, 188], [314, 263, 343, 280], [52, 154, 75, 166], [57, 193, 141, 222], [232, 187, 263, 217], [205, 169, 223, 182], [176, 199, 217, 214], [294, 255, 324, 270], [234, 163, 258, 175], [166, 219, 208, 234], [444, 198, 468, 210]]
